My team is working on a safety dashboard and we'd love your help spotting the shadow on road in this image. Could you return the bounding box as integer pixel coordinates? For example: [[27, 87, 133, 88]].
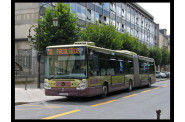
[[44, 85, 159, 106]]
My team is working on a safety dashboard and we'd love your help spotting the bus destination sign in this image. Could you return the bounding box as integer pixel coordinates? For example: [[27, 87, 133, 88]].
[[48, 47, 80, 55]]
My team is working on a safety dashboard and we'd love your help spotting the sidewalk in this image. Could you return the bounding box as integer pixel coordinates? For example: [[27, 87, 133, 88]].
[[156, 78, 169, 82], [15, 83, 64, 105]]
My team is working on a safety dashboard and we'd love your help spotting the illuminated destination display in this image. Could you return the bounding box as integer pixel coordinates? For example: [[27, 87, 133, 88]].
[[47, 47, 81, 55]]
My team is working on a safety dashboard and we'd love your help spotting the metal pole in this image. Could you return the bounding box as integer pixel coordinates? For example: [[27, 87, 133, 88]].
[[25, 76, 27, 90], [37, 22, 41, 88], [156, 109, 161, 120], [37, 3, 56, 88]]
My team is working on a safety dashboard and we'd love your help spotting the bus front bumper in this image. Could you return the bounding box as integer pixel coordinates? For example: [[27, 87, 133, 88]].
[[45, 86, 102, 97]]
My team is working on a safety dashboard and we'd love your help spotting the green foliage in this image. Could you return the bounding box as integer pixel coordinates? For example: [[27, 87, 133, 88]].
[[79, 21, 122, 50], [79, 20, 151, 57], [139, 42, 149, 57], [148, 47, 162, 66], [161, 48, 170, 65], [31, 3, 80, 52]]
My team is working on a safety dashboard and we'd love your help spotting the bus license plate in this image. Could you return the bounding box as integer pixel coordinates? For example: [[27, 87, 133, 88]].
[[58, 93, 68, 96]]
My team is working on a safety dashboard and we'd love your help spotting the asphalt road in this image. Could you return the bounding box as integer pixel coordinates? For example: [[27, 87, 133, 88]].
[[15, 79, 171, 120]]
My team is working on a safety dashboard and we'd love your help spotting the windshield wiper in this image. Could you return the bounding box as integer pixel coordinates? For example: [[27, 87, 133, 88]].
[[48, 75, 58, 80]]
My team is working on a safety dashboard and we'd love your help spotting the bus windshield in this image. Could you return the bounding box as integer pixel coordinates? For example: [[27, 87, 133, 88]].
[[45, 46, 87, 79]]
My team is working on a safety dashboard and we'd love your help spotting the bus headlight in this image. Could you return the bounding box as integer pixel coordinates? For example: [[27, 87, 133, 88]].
[[76, 80, 88, 90], [44, 79, 51, 89]]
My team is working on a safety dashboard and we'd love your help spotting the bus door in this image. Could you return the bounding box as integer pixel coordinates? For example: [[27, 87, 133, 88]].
[[133, 55, 140, 87], [139, 59, 149, 86]]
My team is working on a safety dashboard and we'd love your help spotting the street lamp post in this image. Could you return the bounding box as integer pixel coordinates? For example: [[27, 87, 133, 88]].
[[27, 25, 34, 41], [28, 3, 58, 88]]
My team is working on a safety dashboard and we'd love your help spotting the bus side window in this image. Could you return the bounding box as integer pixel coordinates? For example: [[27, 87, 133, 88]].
[[101, 68, 106, 76]]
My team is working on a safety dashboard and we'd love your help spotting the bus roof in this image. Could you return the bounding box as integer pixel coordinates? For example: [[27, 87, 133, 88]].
[[138, 55, 154, 62], [46, 42, 154, 61], [46, 42, 137, 56]]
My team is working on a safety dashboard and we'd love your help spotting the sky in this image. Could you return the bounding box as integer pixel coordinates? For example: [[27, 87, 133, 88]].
[[137, 3, 170, 35]]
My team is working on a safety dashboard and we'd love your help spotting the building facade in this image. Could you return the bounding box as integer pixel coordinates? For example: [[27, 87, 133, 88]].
[[159, 29, 168, 49], [66, 2, 159, 47], [158, 29, 170, 72], [15, 2, 160, 83], [168, 34, 170, 52]]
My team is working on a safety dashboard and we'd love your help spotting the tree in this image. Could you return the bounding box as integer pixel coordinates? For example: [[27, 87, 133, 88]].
[[139, 42, 149, 57], [160, 48, 170, 71], [31, 3, 81, 52], [148, 47, 162, 71], [79, 21, 122, 50], [120, 32, 134, 51]]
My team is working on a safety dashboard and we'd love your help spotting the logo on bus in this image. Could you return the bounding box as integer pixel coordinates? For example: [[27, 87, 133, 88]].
[[61, 82, 65, 86]]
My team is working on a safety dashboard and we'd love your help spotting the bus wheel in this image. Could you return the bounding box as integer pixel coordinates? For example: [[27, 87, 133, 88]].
[[128, 80, 133, 92], [148, 79, 152, 87], [102, 84, 108, 98]]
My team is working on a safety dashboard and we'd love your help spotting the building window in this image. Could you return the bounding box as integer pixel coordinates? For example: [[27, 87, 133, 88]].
[[145, 18, 148, 29], [135, 13, 139, 25], [126, 5, 130, 21], [127, 12, 130, 21], [131, 28, 134, 36], [135, 30, 138, 37], [110, 19, 115, 26], [131, 14, 134, 24], [77, 4, 86, 20], [96, 12, 99, 21], [141, 19, 144, 28], [77, 4, 81, 16], [116, 6, 121, 17], [116, 22, 121, 30], [145, 33, 147, 41], [104, 3, 109, 10], [82, 6, 86, 19], [104, 16, 109, 24], [110, 3, 116, 13], [148, 21, 150, 30], [87, 9, 95, 23], [122, 9, 125, 18], [70, 3, 75, 13], [126, 26, 130, 33], [95, 2, 103, 8], [142, 32, 144, 40], [91, 10, 95, 22], [99, 14, 103, 24], [122, 24, 125, 29], [87, 9, 91, 20], [16, 49, 32, 69], [138, 31, 141, 40], [104, 10, 109, 17]]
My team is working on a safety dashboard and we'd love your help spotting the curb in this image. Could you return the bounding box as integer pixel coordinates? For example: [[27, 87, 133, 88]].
[[15, 102, 32, 106]]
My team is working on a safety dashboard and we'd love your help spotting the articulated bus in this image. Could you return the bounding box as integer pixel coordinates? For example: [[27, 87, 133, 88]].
[[44, 42, 156, 97]]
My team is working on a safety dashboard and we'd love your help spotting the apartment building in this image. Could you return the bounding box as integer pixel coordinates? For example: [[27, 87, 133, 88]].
[[67, 2, 159, 47], [159, 29, 168, 49]]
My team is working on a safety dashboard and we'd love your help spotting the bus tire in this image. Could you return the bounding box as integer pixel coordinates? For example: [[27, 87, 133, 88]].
[[128, 80, 133, 92], [148, 78, 152, 87], [101, 83, 108, 98]]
